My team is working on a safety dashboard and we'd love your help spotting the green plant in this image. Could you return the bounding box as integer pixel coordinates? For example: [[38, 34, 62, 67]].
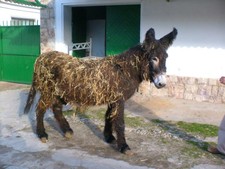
[[176, 121, 218, 138]]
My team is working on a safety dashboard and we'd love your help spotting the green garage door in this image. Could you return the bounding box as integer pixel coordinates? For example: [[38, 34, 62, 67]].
[[106, 5, 140, 56], [0, 25, 40, 84]]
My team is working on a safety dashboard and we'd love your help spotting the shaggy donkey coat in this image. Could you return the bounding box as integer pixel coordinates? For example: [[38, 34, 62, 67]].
[[24, 28, 177, 154]]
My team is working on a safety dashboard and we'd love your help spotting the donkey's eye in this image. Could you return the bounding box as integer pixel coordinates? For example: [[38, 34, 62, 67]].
[[152, 57, 157, 61], [152, 57, 159, 63]]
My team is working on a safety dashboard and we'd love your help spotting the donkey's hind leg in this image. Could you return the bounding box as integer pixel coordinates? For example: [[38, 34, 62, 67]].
[[36, 98, 49, 143], [104, 104, 116, 143], [52, 98, 73, 139]]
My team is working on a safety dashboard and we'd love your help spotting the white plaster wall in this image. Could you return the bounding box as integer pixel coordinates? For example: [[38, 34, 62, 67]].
[[63, 6, 72, 46], [55, 0, 225, 79], [0, 1, 40, 25], [141, 0, 225, 79]]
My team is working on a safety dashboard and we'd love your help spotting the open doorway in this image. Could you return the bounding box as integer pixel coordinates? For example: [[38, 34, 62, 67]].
[[72, 5, 140, 58], [72, 6, 106, 57]]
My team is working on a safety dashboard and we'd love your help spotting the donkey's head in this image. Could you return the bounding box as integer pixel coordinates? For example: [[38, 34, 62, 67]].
[[143, 28, 177, 88]]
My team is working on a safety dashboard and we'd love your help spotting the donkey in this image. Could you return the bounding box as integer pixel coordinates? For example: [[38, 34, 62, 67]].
[[24, 28, 177, 154]]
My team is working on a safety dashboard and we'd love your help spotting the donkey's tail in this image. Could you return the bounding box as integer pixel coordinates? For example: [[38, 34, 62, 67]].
[[24, 77, 37, 114]]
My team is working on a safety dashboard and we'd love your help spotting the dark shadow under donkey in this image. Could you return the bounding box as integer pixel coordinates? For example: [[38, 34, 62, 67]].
[[24, 28, 177, 155]]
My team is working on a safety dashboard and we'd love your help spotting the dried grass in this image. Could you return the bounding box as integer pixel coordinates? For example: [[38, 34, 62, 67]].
[[34, 51, 142, 109]]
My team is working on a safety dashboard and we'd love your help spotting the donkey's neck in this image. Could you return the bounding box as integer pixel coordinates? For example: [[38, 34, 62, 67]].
[[112, 46, 149, 84]]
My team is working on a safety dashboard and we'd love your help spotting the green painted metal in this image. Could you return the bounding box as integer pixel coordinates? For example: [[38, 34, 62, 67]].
[[71, 5, 140, 57], [0, 25, 40, 84], [1, 55, 37, 83], [7, 0, 46, 8], [106, 5, 140, 56]]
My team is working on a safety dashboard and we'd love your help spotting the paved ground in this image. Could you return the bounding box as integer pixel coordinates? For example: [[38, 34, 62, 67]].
[[0, 81, 30, 91], [128, 93, 225, 127], [1, 81, 225, 169]]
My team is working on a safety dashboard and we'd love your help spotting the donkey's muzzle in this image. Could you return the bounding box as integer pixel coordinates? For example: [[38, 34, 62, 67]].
[[153, 74, 166, 89]]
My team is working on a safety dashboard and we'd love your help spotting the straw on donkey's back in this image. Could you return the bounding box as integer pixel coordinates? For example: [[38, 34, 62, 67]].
[[34, 51, 140, 106]]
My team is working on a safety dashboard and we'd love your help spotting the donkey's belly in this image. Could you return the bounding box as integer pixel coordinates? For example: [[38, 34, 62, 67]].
[[62, 87, 124, 106]]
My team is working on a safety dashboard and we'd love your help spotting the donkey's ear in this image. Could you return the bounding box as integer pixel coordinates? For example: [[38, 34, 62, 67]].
[[159, 28, 178, 49], [143, 28, 156, 49], [145, 28, 156, 42]]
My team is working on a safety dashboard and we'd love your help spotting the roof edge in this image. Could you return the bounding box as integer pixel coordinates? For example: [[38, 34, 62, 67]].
[[1, 0, 47, 8]]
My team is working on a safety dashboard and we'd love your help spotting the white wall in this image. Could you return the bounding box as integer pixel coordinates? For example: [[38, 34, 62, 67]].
[[141, 0, 225, 79], [56, 0, 225, 79], [0, 1, 40, 25]]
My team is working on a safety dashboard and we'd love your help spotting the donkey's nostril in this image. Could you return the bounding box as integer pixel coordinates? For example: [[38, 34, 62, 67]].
[[153, 74, 167, 88], [158, 82, 166, 88]]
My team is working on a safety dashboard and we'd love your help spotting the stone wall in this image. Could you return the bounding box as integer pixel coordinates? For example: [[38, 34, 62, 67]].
[[139, 76, 225, 103], [40, 0, 55, 53]]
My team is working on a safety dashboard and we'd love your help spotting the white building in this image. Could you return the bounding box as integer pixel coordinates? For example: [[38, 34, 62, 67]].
[[54, 0, 225, 80], [0, 0, 44, 25]]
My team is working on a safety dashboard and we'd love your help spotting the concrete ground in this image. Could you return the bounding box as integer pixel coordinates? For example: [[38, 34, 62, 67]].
[[1, 81, 225, 169], [0, 81, 30, 91], [128, 93, 225, 127]]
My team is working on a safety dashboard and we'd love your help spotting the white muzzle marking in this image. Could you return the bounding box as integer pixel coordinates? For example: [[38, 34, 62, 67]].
[[153, 74, 167, 88]]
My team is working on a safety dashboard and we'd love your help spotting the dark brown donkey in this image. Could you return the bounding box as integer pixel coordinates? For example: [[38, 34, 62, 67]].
[[24, 28, 177, 154]]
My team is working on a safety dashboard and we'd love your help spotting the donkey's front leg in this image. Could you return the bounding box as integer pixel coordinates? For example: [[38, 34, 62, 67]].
[[52, 98, 73, 139], [113, 100, 133, 155]]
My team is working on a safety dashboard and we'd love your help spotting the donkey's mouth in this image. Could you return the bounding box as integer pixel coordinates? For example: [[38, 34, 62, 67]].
[[153, 74, 167, 89]]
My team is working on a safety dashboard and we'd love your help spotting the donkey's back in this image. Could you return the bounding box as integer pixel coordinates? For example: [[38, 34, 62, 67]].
[[33, 51, 133, 107]]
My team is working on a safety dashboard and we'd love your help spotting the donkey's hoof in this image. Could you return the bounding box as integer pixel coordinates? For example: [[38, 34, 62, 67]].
[[64, 131, 73, 139], [40, 137, 48, 143], [38, 132, 48, 143], [124, 149, 134, 156], [119, 144, 133, 155]]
